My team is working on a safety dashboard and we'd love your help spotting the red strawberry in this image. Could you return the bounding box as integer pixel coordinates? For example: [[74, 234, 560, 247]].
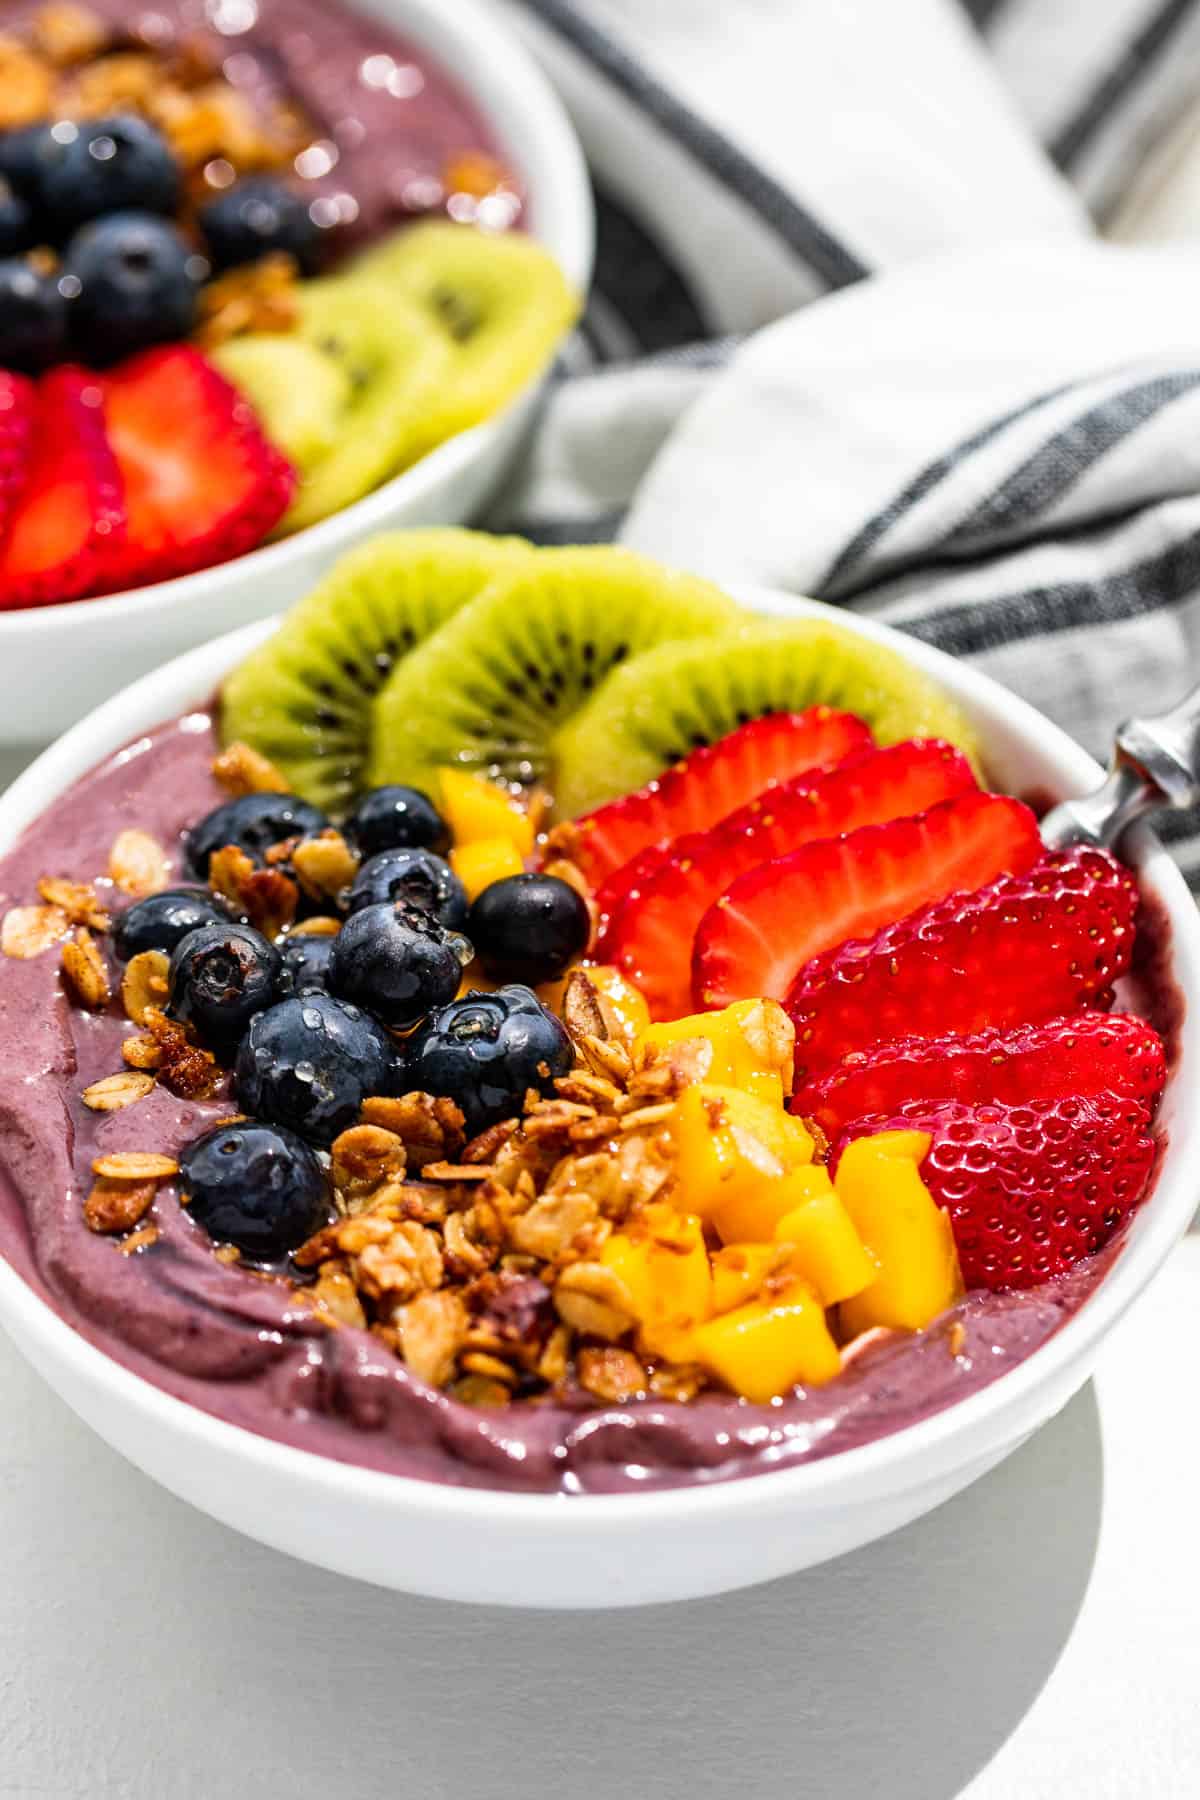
[[0, 367, 125, 609], [797, 1012, 1165, 1139], [100, 346, 294, 592], [0, 371, 35, 538], [788, 846, 1138, 1082], [592, 840, 675, 959], [832, 1093, 1156, 1290], [693, 792, 1040, 1010], [609, 739, 977, 1020], [568, 708, 874, 886]]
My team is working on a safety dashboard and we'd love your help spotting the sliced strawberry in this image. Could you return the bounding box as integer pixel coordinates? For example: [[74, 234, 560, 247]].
[[592, 840, 676, 960], [608, 740, 977, 1020], [833, 1093, 1156, 1291], [567, 708, 874, 887], [0, 370, 35, 540], [101, 346, 295, 592], [693, 792, 1040, 1011], [0, 367, 124, 609], [797, 1012, 1165, 1139], [788, 846, 1138, 1082]]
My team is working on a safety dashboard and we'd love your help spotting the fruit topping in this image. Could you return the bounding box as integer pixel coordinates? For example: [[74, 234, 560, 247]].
[[834, 1097, 1156, 1291], [0, 177, 33, 258], [787, 845, 1139, 1081], [834, 1131, 964, 1332], [274, 933, 335, 999], [687, 1279, 841, 1403], [450, 836, 525, 903], [199, 176, 324, 276], [468, 873, 590, 986], [347, 784, 449, 859], [635, 998, 795, 1104], [400, 985, 573, 1137], [694, 792, 1041, 1009], [608, 738, 977, 1019], [178, 1120, 330, 1260], [235, 992, 396, 1144], [328, 901, 464, 1030], [40, 115, 180, 239], [438, 767, 535, 858], [167, 920, 281, 1049], [0, 365, 123, 607], [0, 252, 70, 373], [186, 791, 327, 878], [64, 212, 202, 367], [0, 369, 34, 533], [348, 847, 468, 932], [103, 344, 294, 590], [112, 885, 235, 962], [796, 1012, 1167, 1139]]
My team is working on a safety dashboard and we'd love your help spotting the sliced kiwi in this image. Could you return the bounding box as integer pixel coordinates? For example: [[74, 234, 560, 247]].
[[219, 528, 532, 813], [212, 333, 351, 478], [552, 621, 982, 817], [349, 221, 580, 454], [367, 547, 743, 793]]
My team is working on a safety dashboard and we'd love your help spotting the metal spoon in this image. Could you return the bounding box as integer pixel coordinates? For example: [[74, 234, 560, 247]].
[[1040, 679, 1200, 850]]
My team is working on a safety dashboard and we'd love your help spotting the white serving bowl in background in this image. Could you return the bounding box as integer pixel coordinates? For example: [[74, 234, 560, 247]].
[[0, 587, 1195, 1609], [0, 0, 593, 747]]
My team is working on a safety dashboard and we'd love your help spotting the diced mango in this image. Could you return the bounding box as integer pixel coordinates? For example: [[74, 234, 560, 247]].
[[668, 1082, 813, 1219], [601, 1204, 712, 1356], [836, 1131, 964, 1336], [439, 767, 534, 857], [772, 1180, 875, 1307], [687, 1279, 841, 1401], [710, 1243, 776, 1314], [635, 998, 794, 1103], [712, 1161, 834, 1246], [450, 836, 525, 901]]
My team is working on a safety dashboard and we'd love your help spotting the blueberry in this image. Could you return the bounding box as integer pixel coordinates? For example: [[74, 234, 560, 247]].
[[274, 932, 336, 998], [40, 116, 180, 239], [199, 177, 325, 275], [0, 126, 54, 201], [112, 886, 236, 962], [329, 901, 464, 1030], [168, 921, 281, 1048], [63, 213, 203, 367], [469, 874, 590, 986], [179, 1120, 330, 1258], [0, 258, 67, 373], [235, 993, 395, 1144], [349, 847, 467, 931], [0, 178, 32, 257], [400, 985, 572, 1137], [346, 785, 449, 859], [186, 791, 328, 878]]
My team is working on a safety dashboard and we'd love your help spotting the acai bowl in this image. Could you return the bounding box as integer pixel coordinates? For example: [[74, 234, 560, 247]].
[[0, 534, 1195, 1609], [0, 0, 592, 741]]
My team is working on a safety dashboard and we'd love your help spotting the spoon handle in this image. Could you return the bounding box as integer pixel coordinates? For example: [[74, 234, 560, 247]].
[[1039, 678, 1200, 850]]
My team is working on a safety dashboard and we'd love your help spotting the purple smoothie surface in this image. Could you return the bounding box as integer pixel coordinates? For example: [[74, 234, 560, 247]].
[[0, 713, 1170, 1495]]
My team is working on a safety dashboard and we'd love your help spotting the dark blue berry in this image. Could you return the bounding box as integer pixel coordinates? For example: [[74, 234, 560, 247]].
[[112, 886, 235, 962], [469, 873, 590, 986], [199, 177, 325, 275], [346, 785, 448, 859], [0, 126, 54, 202], [0, 258, 67, 373], [64, 213, 203, 367], [0, 178, 32, 257], [40, 116, 180, 239], [329, 902, 463, 1030], [349, 847, 467, 931], [179, 1120, 330, 1258], [186, 791, 328, 877], [235, 993, 395, 1144], [168, 921, 281, 1049], [400, 985, 572, 1137], [274, 932, 336, 998]]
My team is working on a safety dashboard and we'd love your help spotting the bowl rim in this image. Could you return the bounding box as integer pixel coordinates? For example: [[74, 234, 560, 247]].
[[0, 0, 594, 643], [0, 588, 1196, 1525]]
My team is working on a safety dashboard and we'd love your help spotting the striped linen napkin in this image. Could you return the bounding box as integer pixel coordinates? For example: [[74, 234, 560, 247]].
[[489, 0, 1200, 881]]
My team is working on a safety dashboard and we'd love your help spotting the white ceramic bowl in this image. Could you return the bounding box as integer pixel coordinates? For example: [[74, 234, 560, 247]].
[[0, 588, 1196, 1609], [0, 0, 593, 746]]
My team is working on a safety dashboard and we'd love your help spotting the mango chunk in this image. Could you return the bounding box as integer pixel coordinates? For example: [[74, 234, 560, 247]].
[[688, 1279, 841, 1401], [635, 998, 793, 1103], [450, 836, 524, 901], [836, 1131, 964, 1336], [439, 767, 534, 857], [586, 964, 651, 1042], [710, 1243, 776, 1314], [712, 1161, 834, 1247], [668, 1082, 813, 1220], [772, 1180, 875, 1307], [601, 1204, 712, 1357]]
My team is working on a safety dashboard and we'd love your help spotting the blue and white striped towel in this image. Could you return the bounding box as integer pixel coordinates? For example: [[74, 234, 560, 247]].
[[488, 0, 1200, 880]]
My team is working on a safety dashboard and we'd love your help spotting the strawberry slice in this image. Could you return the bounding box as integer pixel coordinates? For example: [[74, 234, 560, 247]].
[[608, 740, 977, 1020], [0, 371, 35, 540], [797, 1012, 1165, 1139], [0, 367, 125, 609], [566, 708, 874, 887], [101, 346, 295, 592], [833, 1093, 1156, 1290], [787, 846, 1138, 1082], [693, 792, 1040, 1010], [592, 840, 675, 959]]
